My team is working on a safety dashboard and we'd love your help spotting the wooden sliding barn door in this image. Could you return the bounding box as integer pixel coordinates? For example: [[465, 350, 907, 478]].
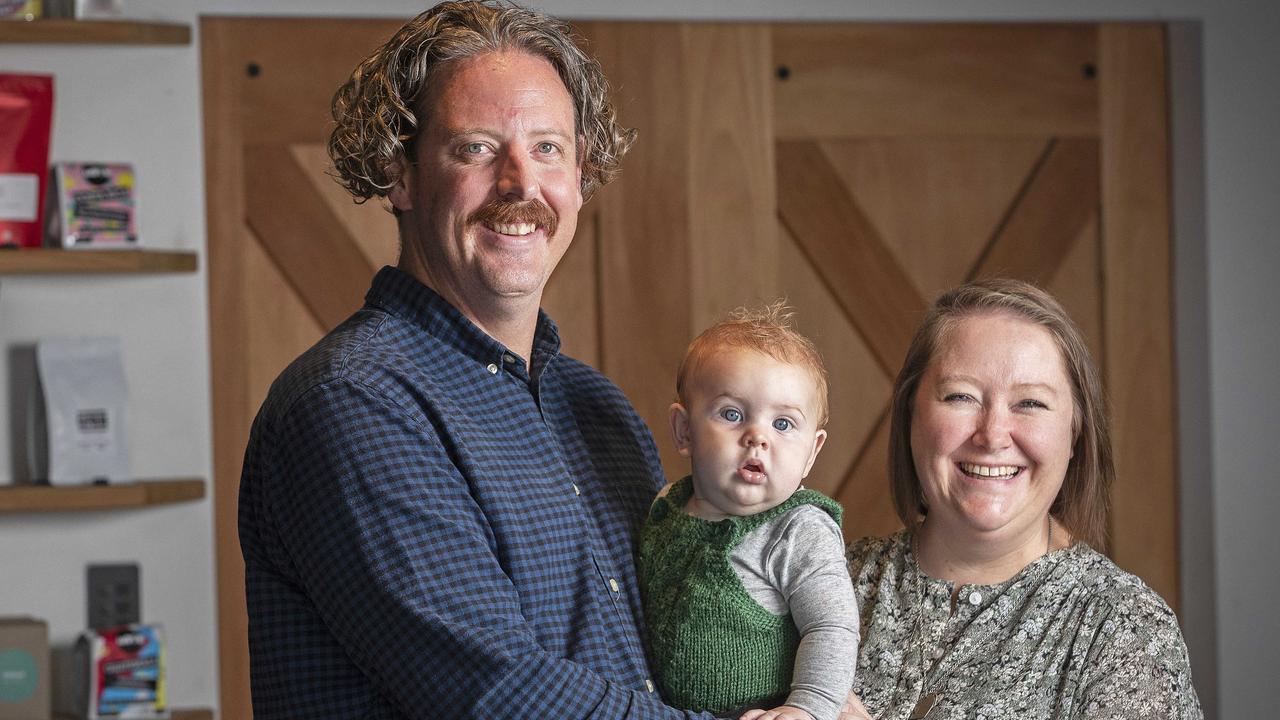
[[205, 18, 1175, 717], [582, 22, 1176, 610]]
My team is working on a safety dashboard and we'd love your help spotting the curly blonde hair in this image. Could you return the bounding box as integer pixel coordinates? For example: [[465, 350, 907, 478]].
[[328, 0, 636, 204], [676, 301, 830, 428]]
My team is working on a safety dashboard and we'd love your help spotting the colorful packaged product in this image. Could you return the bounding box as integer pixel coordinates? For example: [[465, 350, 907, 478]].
[[0, 73, 54, 248], [0, 1, 43, 20], [72, 624, 167, 720], [46, 163, 139, 249], [43, 0, 120, 19]]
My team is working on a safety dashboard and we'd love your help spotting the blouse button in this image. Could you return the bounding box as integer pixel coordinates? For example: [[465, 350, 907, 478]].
[[967, 591, 982, 606], [486, 363, 499, 374], [645, 679, 656, 693], [572, 483, 581, 496], [608, 578, 620, 593]]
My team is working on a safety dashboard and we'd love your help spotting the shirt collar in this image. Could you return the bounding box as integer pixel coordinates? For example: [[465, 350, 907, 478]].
[[364, 266, 562, 383]]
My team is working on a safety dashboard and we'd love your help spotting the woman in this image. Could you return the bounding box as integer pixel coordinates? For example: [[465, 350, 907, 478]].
[[844, 279, 1201, 719]]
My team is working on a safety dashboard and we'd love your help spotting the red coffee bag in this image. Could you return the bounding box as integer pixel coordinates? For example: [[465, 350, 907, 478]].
[[0, 73, 54, 248]]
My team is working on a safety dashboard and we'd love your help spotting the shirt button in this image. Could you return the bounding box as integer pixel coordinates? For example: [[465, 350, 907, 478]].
[[486, 363, 499, 374], [572, 483, 580, 496], [504, 354, 518, 364], [645, 679, 656, 693], [608, 578, 620, 593], [967, 591, 982, 606]]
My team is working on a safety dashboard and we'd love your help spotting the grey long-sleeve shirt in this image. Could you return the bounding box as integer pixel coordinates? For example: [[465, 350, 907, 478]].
[[729, 504, 861, 720]]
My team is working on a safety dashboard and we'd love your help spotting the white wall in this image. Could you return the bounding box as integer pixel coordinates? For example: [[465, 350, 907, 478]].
[[0, 0, 217, 714], [6, 1, 1274, 719]]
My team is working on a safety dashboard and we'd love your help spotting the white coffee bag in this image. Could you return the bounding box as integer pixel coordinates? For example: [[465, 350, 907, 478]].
[[35, 337, 130, 485]]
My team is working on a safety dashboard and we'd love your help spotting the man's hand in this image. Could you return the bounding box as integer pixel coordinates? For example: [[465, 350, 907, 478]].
[[740, 705, 814, 720], [837, 690, 873, 720]]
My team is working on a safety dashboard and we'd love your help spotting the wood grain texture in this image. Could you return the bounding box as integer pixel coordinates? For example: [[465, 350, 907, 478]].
[[777, 139, 927, 377], [1099, 24, 1178, 610], [836, 415, 904, 543], [1047, 218, 1105, 364], [817, 137, 1046, 303], [0, 19, 190, 45], [583, 22, 695, 477], [200, 18, 252, 720], [543, 206, 600, 368], [291, 143, 399, 270], [774, 23, 1098, 139], [244, 229, 326, 406], [236, 18, 405, 145], [244, 144, 378, 331], [777, 219, 891, 498], [972, 138, 1100, 283], [684, 24, 780, 328], [0, 250, 196, 274], [0, 479, 204, 513]]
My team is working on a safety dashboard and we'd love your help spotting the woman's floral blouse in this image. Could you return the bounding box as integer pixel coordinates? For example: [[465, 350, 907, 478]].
[[846, 531, 1202, 719]]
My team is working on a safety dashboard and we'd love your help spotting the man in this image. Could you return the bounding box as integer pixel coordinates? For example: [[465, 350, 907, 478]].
[[238, 2, 708, 718]]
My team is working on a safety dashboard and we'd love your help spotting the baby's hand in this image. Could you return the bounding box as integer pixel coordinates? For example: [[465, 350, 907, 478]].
[[740, 705, 814, 720]]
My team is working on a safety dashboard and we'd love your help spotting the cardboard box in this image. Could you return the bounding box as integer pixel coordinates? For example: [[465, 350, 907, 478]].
[[0, 617, 50, 720]]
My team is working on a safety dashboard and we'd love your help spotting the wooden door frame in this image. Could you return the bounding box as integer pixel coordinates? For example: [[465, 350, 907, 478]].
[[202, 18, 253, 720], [204, 19, 1177, 717], [1096, 24, 1179, 607]]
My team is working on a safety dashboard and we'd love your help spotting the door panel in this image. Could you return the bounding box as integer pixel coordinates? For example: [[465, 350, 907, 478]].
[[772, 24, 1099, 137], [243, 234, 325, 401], [205, 19, 1177, 717], [243, 145, 376, 328], [821, 137, 1048, 300], [589, 19, 1174, 603], [775, 220, 893, 499], [291, 144, 399, 270]]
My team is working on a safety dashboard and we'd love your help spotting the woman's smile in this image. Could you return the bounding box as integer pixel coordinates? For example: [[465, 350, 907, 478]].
[[911, 311, 1076, 546]]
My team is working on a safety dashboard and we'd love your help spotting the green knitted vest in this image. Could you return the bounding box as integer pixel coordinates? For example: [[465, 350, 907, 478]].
[[637, 476, 843, 714]]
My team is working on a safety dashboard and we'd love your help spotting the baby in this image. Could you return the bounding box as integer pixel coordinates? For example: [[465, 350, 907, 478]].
[[637, 303, 859, 720]]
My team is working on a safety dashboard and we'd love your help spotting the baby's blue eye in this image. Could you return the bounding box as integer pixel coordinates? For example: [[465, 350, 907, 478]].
[[720, 408, 742, 423], [772, 418, 793, 432]]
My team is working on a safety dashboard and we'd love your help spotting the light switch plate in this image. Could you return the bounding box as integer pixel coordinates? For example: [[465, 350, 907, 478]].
[[87, 563, 139, 630]]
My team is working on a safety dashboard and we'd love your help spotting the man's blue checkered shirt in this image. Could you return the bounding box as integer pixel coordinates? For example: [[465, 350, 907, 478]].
[[240, 267, 707, 719]]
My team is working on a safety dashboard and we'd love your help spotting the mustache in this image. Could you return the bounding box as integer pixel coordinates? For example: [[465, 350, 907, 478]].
[[469, 198, 558, 238]]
